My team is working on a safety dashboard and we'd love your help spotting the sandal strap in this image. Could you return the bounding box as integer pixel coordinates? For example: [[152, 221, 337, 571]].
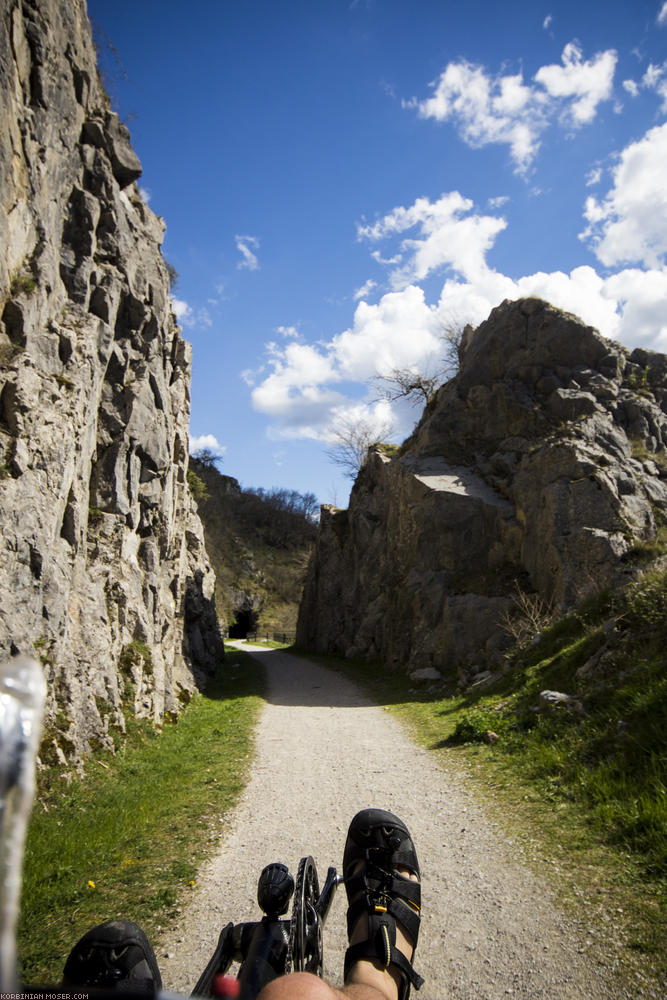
[[346, 890, 421, 943], [344, 914, 425, 994]]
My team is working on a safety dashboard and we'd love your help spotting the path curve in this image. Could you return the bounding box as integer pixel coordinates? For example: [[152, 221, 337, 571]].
[[158, 646, 629, 999]]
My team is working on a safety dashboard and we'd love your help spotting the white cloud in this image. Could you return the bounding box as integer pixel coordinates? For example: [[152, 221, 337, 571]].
[[534, 42, 616, 125], [658, 2, 667, 27], [620, 62, 667, 111], [604, 267, 667, 351], [357, 192, 507, 289], [581, 122, 667, 268], [251, 340, 340, 426], [488, 195, 510, 209], [171, 297, 192, 322], [642, 62, 667, 110], [250, 284, 443, 440], [276, 324, 301, 338], [353, 278, 378, 300], [171, 297, 213, 329], [586, 166, 603, 186], [332, 286, 442, 380], [251, 123, 667, 444], [408, 42, 617, 173], [409, 61, 544, 173], [543, 14, 553, 30], [240, 366, 262, 387], [139, 186, 151, 203], [235, 234, 260, 270], [189, 434, 227, 457]]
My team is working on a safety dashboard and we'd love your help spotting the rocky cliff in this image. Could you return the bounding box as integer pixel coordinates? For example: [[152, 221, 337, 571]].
[[298, 298, 667, 684], [0, 0, 223, 761]]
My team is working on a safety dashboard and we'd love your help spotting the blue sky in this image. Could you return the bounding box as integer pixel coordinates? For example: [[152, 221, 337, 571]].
[[88, 0, 667, 506]]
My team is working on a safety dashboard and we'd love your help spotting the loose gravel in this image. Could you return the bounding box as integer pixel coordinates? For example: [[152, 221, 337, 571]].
[[157, 646, 640, 999]]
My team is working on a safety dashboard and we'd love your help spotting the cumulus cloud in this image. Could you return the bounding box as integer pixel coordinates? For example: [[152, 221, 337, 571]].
[[534, 42, 616, 125], [251, 285, 443, 440], [332, 286, 443, 381], [408, 42, 617, 172], [604, 268, 667, 351], [357, 192, 507, 289], [189, 433, 227, 457], [251, 120, 667, 443], [543, 14, 553, 30], [581, 122, 667, 268], [171, 297, 192, 322], [235, 234, 260, 270]]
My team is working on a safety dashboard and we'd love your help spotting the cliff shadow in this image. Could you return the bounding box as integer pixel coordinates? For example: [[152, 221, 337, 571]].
[[230, 643, 453, 709]]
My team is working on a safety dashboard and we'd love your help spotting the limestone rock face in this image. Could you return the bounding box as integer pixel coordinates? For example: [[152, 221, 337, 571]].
[[298, 298, 667, 681], [0, 0, 222, 759]]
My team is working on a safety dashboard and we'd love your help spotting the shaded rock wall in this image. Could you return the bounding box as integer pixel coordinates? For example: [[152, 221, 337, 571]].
[[298, 299, 667, 684], [0, 0, 222, 759]]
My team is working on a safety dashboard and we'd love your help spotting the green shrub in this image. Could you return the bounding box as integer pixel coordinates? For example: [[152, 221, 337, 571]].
[[10, 273, 36, 296], [187, 468, 209, 505]]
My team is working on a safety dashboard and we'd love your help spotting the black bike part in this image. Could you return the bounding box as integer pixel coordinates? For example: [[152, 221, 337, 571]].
[[191, 922, 234, 997], [315, 867, 344, 925], [236, 919, 290, 1000], [286, 856, 322, 977], [257, 862, 294, 918]]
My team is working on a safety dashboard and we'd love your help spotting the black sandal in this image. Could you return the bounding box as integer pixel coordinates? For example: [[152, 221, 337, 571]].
[[343, 808, 424, 999]]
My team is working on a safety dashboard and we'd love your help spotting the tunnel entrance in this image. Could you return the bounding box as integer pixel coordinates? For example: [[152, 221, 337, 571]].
[[228, 605, 260, 639]]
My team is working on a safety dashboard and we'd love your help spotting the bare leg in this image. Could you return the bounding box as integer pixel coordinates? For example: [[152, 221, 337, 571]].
[[257, 971, 382, 999]]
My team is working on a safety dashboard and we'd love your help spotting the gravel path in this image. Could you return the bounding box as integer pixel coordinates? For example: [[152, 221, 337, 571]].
[[158, 646, 633, 999]]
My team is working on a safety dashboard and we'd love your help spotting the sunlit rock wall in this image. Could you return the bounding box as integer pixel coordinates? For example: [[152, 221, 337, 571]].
[[0, 0, 223, 760], [298, 298, 667, 685]]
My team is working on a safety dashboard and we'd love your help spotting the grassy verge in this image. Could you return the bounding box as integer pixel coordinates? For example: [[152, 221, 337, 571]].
[[19, 652, 265, 986], [292, 571, 667, 991]]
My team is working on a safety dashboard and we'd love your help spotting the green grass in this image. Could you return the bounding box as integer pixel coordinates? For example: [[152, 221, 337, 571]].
[[292, 569, 667, 990], [19, 652, 265, 986]]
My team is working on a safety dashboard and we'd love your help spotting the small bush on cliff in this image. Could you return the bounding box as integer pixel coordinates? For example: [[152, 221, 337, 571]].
[[10, 272, 36, 296], [187, 468, 209, 505], [119, 639, 153, 675]]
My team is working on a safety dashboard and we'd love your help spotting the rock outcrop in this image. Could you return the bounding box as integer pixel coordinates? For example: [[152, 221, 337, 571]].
[[298, 298, 667, 683], [0, 0, 222, 760]]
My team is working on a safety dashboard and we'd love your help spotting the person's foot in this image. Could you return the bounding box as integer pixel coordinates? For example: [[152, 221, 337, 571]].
[[342, 809, 423, 1000], [62, 920, 162, 991]]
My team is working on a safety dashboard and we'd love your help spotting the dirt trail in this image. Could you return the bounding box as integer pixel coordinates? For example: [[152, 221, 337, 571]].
[[158, 646, 631, 999]]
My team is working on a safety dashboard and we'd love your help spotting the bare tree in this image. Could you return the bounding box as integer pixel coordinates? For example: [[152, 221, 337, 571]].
[[325, 413, 395, 480], [369, 317, 471, 410], [370, 366, 443, 408], [438, 316, 470, 379], [192, 447, 223, 469], [499, 583, 553, 647]]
